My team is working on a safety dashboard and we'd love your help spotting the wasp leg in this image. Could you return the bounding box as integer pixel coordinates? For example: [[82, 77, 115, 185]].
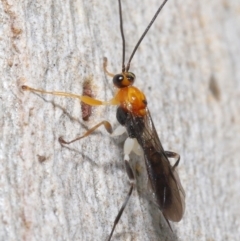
[[108, 179, 134, 241], [21, 85, 111, 106], [165, 150, 185, 202], [59, 121, 113, 145], [132, 140, 143, 156], [60, 124, 127, 145], [103, 57, 115, 77], [108, 138, 136, 241], [163, 214, 173, 232], [22, 84, 120, 106], [164, 151, 180, 170]]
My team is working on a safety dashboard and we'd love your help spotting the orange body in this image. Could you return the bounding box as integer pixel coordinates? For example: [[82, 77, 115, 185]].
[[114, 86, 147, 116]]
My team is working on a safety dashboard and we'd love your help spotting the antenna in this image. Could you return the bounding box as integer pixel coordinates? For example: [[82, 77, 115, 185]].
[[124, 0, 169, 72], [118, 0, 126, 72]]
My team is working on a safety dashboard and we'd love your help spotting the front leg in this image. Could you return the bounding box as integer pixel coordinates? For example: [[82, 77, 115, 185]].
[[22, 85, 120, 106]]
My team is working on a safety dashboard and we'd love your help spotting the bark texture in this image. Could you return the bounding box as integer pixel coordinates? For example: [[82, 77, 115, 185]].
[[1, 0, 240, 240]]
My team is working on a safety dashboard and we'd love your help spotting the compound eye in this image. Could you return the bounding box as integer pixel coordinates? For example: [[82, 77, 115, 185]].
[[113, 74, 124, 88], [126, 72, 135, 84]]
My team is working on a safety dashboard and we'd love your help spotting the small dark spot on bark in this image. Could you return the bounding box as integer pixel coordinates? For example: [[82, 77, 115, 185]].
[[209, 75, 221, 101], [37, 155, 47, 163]]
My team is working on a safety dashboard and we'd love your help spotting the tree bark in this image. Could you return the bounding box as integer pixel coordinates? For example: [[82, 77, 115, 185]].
[[1, 0, 239, 240]]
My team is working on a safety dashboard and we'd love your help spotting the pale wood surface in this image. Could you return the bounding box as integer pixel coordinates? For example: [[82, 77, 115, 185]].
[[1, 0, 240, 241]]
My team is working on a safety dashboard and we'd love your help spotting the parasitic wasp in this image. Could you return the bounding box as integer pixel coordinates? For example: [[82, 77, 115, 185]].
[[22, 0, 185, 240]]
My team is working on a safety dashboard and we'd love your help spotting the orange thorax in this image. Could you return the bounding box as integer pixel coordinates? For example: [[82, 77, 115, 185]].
[[114, 86, 147, 116]]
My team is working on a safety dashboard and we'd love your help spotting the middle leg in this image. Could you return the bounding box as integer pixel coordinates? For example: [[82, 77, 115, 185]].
[[59, 121, 113, 145]]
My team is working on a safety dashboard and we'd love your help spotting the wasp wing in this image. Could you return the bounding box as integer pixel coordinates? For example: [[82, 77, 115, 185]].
[[127, 108, 185, 222]]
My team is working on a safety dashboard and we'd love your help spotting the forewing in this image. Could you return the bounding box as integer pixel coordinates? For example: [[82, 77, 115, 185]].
[[163, 167, 185, 222], [128, 108, 185, 222]]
